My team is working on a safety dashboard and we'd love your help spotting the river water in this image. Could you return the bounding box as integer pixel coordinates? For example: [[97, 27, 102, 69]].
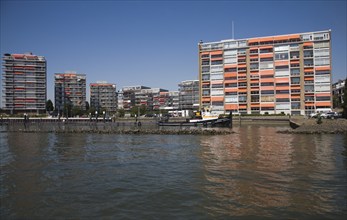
[[1, 124, 346, 219]]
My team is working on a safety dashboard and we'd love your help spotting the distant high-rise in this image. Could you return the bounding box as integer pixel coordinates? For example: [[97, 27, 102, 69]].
[[54, 72, 86, 114], [199, 30, 332, 115], [2, 53, 47, 114], [90, 81, 117, 112], [121, 86, 168, 111], [178, 80, 199, 110]]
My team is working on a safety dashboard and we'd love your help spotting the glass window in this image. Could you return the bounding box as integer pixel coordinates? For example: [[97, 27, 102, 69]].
[[224, 49, 237, 56], [224, 41, 238, 49], [314, 48, 329, 57], [210, 73, 224, 80], [259, 62, 274, 70], [274, 45, 289, 51], [275, 52, 289, 60], [316, 96, 330, 101], [291, 77, 300, 84], [210, 65, 223, 72], [211, 60, 223, 65], [314, 58, 330, 66], [224, 57, 237, 64]]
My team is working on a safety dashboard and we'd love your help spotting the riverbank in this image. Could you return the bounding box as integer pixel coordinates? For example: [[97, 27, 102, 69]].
[[0, 123, 233, 135], [280, 118, 347, 134]]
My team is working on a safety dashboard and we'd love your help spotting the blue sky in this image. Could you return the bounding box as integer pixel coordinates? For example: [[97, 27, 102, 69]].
[[1, 0, 346, 102]]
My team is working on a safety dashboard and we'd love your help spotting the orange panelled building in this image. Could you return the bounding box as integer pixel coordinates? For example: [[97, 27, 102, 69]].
[[199, 30, 332, 115]]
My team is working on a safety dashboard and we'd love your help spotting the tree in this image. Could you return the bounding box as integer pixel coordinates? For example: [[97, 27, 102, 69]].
[[63, 103, 72, 117], [72, 106, 83, 117], [117, 108, 125, 117], [85, 101, 90, 111], [130, 105, 147, 116], [46, 99, 54, 112]]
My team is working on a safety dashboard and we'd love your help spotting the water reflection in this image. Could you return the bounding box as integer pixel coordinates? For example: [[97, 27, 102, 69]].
[[1, 125, 346, 219], [200, 125, 347, 217]]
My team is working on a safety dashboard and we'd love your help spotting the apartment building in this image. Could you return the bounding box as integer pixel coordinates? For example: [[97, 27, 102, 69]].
[[158, 91, 179, 110], [121, 86, 168, 111], [117, 90, 124, 110], [179, 80, 199, 110], [332, 79, 346, 108], [122, 85, 150, 111], [54, 72, 86, 113], [2, 53, 46, 114], [199, 30, 332, 115], [90, 81, 117, 112]]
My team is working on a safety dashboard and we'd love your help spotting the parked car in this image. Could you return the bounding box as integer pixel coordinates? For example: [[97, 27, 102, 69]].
[[309, 112, 318, 118], [325, 112, 339, 119]]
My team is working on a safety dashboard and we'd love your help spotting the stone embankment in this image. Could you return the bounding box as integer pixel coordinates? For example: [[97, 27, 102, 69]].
[[280, 118, 347, 134], [5, 127, 233, 135]]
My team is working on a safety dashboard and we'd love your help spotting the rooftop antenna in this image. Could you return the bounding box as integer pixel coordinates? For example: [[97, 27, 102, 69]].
[[232, 21, 235, 39]]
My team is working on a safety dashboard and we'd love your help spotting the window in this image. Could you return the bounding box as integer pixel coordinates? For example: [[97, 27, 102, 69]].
[[291, 77, 300, 84], [261, 82, 274, 86], [224, 42, 238, 49], [211, 89, 224, 96], [211, 60, 223, 65], [276, 90, 289, 94], [315, 75, 330, 83], [304, 85, 314, 92], [238, 41, 247, 47], [211, 84, 223, 88], [238, 82, 247, 87], [304, 51, 313, 58], [260, 57, 273, 62], [238, 49, 246, 55], [314, 58, 330, 66], [276, 98, 290, 102], [202, 90, 210, 96], [261, 90, 274, 95], [202, 66, 210, 73], [276, 103, 290, 110], [315, 84, 330, 92], [302, 34, 312, 41], [261, 95, 275, 102], [259, 62, 274, 70], [239, 96, 247, 102], [250, 63, 259, 70], [274, 45, 289, 51], [276, 83, 289, 86], [225, 67, 237, 72], [211, 54, 223, 59], [314, 48, 329, 57], [202, 74, 210, 81], [224, 49, 237, 56], [314, 41, 330, 48], [224, 57, 237, 64], [211, 65, 223, 72], [304, 60, 314, 66], [225, 83, 238, 88], [275, 52, 289, 60], [316, 70, 330, 75], [251, 95, 260, 102], [202, 60, 210, 65], [260, 48, 273, 53], [225, 95, 238, 103], [210, 73, 223, 80], [316, 96, 330, 101], [291, 69, 300, 75]]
